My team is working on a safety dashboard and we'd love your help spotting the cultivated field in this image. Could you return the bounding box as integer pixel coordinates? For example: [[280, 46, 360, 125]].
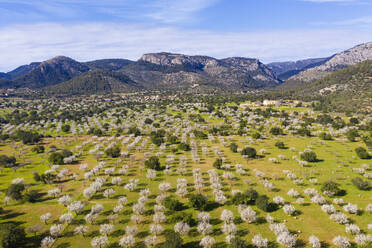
[[0, 98, 371, 248]]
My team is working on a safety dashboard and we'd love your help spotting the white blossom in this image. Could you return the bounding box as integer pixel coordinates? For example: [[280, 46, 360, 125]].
[[252, 234, 268, 248], [91, 235, 109, 248], [332, 236, 350, 248], [199, 235, 216, 248], [41, 236, 55, 247]]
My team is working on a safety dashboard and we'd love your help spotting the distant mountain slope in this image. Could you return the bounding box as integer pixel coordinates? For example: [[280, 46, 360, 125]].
[[267, 57, 329, 80], [289, 42, 372, 83], [7, 62, 41, 79], [45, 69, 142, 95], [295, 60, 372, 112], [0, 72, 9, 79], [120, 52, 281, 91], [83, 59, 133, 71], [8, 56, 89, 89], [0, 78, 13, 88]]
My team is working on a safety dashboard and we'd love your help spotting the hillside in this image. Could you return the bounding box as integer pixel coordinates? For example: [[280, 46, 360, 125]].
[[295, 60, 372, 112], [120, 53, 281, 92], [288, 42, 372, 84], [83, 59, 133, 71], [45, 69, 142, 95], [6, 62, 41, 79], [267, 57, 329, 80], [0, 73, 9, 79], [6, 57, 89, 89]]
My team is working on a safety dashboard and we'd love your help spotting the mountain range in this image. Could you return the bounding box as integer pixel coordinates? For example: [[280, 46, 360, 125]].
[[0, 53, 282, 94], [267, 57, 330, 80], [0, 42, 371, 96]]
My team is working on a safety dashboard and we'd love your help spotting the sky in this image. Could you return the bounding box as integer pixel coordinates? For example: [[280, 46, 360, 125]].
[[0, 0, 372, 72]]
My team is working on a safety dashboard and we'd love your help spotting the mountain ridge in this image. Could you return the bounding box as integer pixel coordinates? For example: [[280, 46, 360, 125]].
[[288, 42, 372, 83], [1, 41, 372, 96]]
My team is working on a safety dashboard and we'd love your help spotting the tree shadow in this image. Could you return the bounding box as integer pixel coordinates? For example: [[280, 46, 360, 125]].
[[56, 242, 70, 248], [112, 229, 125, 237]]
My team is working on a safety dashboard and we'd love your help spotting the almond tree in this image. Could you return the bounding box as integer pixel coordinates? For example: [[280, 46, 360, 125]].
[[41, 236, 55, 248], [91, 235, 109, 248]]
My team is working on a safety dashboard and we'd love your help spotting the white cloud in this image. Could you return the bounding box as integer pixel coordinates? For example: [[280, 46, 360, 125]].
[[144, 0, 219, 23], [0, 22, 371, 71], [0, 0, 218, 24]]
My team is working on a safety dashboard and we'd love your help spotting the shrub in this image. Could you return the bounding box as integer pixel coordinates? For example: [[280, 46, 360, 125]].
[[167, 136, 179, 144], [270, 127, 283, 135], [178, 143, 191, 151], [40, 173, 56, 184], [349, 117, 359, 125], [275, 141, 285, 149], [232, 189, 258, 205], [0, 155, 16, 168], [193, 130, 207, 139], [170, 212, 195, 226], [145, 156, 161, 170], [105, 146, 121, 158], [61, 124, 70, 132], [189, 194, 208, 210], [230, 237, 248, 248], [164, 230, 183, 248], [362, 136, 372, 148], [60, 149, 73, 158], [88, 128, 104, 136], [229, 143, 238, 152], [319, 132, 332, 140], [241, 147, 256, 158], [48, 152, 65, 165], [245, 189, 259, 203], [321, 181, 342, 196], [151, 136, 164, 146], [164, 197, 183, 211], [346, 129, 359, 142], [0, 223, 26, 248], [351, 177, 370, 190], [33, 172, 41, 182], [252, 132, 261, 139], [232, 192, 247, 205], [296, 127, 311, 137], [14, 130, 41, 144], [301, 151, 317, 162], [31, 145, 45, 154], [23, 190, 40, 203], [6, 183, 25, 200], [355, 147, 370, 159], [0, 134, 9, 141], [255, 195, 271, 212], [127, 126, 141, 136], [144, 118, 153, 124], [213, 158, 223, 169]]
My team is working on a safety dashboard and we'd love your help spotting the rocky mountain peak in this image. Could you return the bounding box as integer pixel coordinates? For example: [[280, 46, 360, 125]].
[[139, 52, 215, 68]]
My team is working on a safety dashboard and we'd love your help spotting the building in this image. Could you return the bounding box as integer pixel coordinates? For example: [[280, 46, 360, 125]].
[[263, 99, 281, 107]]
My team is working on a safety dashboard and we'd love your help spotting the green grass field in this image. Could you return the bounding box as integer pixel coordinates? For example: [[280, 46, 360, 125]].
[[0, 103, 371, 248]]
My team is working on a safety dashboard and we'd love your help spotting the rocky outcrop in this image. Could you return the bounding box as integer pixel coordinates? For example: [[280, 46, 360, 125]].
[[126, 53, 281, 90]]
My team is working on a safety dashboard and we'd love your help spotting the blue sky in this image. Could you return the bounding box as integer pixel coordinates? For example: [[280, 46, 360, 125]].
[[0, 0, 372, 71]]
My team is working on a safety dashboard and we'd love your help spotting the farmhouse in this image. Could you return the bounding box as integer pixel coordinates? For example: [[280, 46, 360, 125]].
[[263, 99, 282, 107]]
